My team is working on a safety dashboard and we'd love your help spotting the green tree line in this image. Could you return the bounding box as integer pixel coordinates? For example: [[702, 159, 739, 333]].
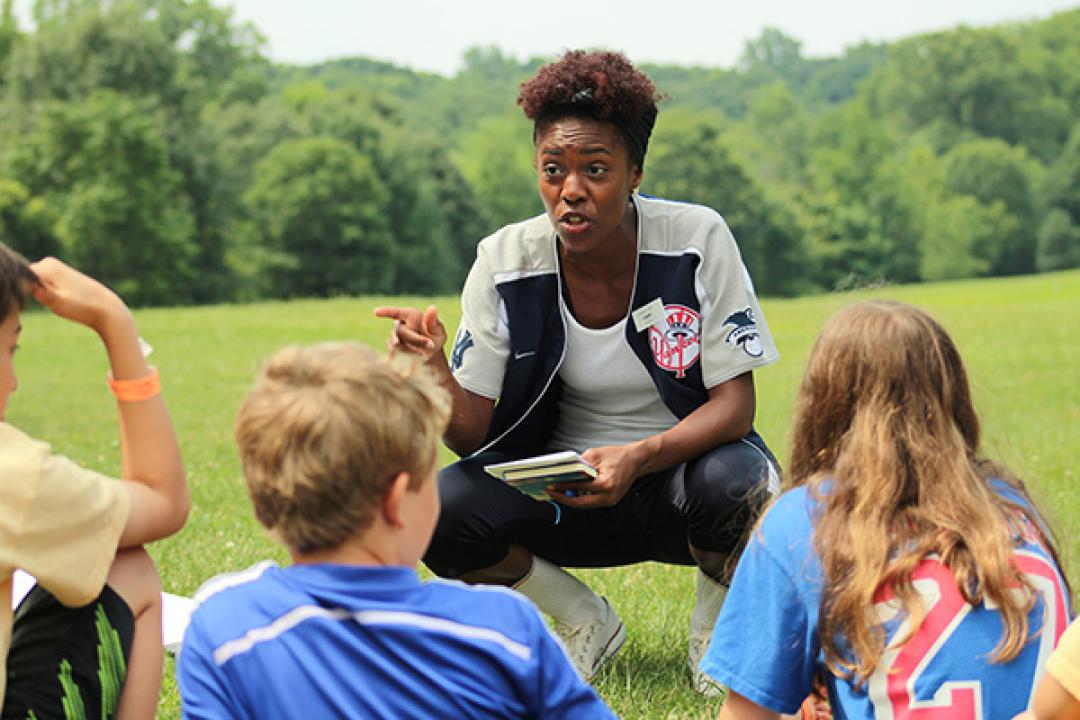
[[0, 0, 1077, 304]]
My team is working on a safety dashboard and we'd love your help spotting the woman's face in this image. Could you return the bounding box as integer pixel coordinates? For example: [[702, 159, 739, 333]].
[[534, 117, 642, 253]]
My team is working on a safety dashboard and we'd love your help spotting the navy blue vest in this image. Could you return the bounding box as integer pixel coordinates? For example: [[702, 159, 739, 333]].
[[478, 251, 709, 456]]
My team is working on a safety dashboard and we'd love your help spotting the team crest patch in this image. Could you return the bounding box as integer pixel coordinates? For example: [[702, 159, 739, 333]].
[[648, 304, 701, 379], [450, 328, 473, 371], [723, 308, 763, 358]]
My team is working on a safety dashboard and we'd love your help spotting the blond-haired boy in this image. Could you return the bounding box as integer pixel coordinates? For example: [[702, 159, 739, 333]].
[[177, 343, 613, 718], [0, 243, 188, 719]]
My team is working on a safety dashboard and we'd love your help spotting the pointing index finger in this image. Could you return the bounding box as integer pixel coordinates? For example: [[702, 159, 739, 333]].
[[373, 306, 405, 320]]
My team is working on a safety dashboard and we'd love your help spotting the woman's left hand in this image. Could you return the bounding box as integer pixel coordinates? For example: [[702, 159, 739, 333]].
[[549, 375, 758, 510], [550, 444, 644, 509]]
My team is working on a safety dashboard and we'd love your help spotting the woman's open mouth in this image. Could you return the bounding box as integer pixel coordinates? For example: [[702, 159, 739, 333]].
[[558, 212, 592, 234]]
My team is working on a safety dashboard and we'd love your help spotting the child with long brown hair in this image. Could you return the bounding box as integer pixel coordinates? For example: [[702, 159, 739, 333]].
[[700, 300, 1070, 719]]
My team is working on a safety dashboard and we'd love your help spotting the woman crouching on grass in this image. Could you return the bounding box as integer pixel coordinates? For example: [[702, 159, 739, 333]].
[[702, 300, 1070, 719]]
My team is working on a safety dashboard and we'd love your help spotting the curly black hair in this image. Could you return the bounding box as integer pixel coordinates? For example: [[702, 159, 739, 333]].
[[518, 50, 663, 169]]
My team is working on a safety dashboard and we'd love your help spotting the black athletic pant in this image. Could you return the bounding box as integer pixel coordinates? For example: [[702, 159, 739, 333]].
[[3, 585, 134, 720], [424, 431, 778, 578]]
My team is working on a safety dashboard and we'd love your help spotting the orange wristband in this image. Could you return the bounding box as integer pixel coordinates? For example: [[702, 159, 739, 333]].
[[107, 367, 161, 402]]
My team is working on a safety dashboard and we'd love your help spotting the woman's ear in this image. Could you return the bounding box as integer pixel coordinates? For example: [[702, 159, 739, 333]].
[[383, 471, 411, 529]]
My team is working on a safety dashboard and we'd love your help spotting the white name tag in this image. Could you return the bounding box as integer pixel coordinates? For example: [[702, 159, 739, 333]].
[[632, 298, 666, 333]]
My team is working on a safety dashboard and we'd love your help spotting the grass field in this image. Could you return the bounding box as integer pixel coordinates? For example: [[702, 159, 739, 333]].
[[10, 269, 1079, 718]]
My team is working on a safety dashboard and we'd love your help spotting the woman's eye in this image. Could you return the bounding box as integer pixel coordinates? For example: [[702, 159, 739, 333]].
[[586, 165, 608, 177], [542, 165, 562, 177]]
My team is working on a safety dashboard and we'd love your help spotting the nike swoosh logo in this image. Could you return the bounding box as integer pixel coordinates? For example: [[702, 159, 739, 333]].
[[513, 350, 536, 360]]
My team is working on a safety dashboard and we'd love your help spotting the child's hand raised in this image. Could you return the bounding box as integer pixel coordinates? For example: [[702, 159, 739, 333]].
[[29, 257, 130, 335]]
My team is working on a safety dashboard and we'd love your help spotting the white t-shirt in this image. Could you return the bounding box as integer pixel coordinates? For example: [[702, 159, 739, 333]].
[[548, 308, 678, 452]]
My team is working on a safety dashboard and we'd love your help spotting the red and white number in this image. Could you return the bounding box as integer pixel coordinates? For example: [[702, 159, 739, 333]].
[[866, 553, 1067, 719]]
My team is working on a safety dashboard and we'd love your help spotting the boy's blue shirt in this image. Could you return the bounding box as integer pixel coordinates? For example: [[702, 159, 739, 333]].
[[177, 562, 614, 719]]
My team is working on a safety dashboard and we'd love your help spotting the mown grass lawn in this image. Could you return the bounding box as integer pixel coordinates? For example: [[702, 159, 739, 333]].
[[10, 269, 1078, 719]]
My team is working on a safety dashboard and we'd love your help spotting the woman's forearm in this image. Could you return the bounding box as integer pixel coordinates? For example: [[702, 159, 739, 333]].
[[629, 372, 755, 478], [424, 350, 495, 457]]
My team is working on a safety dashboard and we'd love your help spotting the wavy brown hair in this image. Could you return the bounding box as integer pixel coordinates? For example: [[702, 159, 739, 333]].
[[787, 301, 1064, 686]]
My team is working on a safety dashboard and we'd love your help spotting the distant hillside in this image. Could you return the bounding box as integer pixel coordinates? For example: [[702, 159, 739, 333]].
[[268, 30, 890, 138]]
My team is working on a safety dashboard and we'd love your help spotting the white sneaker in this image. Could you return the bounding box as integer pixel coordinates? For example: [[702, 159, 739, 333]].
[[688, 633, 726, 698], [555, 596, 626, 681]]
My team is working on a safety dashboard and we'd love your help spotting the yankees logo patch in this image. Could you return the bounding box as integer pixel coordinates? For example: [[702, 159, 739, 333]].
[[648, 304, 701, 378], [723, 308, 763, 357], [449, 328, 473, 371]]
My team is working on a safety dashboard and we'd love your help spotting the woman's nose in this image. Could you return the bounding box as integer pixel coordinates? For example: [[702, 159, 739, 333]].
[[561, 173, 586, 203]]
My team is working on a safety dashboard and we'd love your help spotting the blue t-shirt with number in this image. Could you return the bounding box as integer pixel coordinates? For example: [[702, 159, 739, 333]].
[[702, 484, 1070, 719]]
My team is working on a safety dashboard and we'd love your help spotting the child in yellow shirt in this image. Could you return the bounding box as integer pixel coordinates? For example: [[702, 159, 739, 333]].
[[0, 243, 188, 719], [1017, 620, 1080, 720]]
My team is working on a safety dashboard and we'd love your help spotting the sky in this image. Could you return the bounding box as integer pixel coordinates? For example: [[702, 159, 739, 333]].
[[12, 0, 1080, 75], [218, 0, 1078, 75]]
